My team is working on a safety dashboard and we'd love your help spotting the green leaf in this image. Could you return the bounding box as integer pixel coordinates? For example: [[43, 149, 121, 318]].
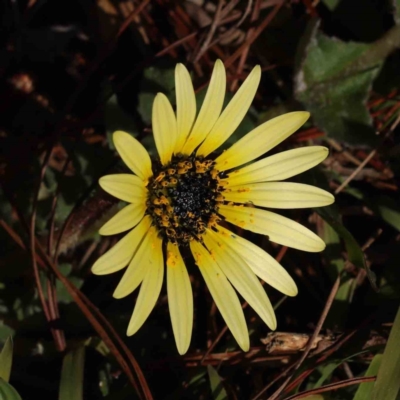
[[321, 0, 341, 11], [0, 337, 13, 382], [85, 337, 110, 357], [0, 378, 22, 400], [295, 24, 379, 145], [313, 349, 370, 389], [314, 362, 340, 388], [372, 306, 400, 400], [353, 354, 382, 400], [0, 325, 14, 349], [371, 195, 400, 232], [59, 346, 85, 400], [317, 207, 377, 290], [207, 365, 228, 400]]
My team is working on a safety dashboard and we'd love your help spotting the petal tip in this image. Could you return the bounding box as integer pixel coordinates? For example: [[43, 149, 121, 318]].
[[239, 338, 250, 352], [317, 240, 327, 252], [91, 262, 105, 276], [98, 226, 109, 236], [287, 285, 298, 297], [98, 223, 121, 236], [300, 111, 311, 122], [112, 288, 125, 299], [177, 342, 189, 355], [91, 264, 100, 275], [253, 64, 262, 74], [321, 146, 329, 159], [269, 322, 277, 331], [251, 65, 262, 82], [156, 92, 167, 100], [326, 193, 335, 205], [127, 322, 140, 336], [98, 176, 107, 190], [113, 130, 126, 141], [126, 327, 135, 336]]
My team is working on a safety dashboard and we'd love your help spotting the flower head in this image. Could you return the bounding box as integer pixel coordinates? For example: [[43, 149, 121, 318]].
[[92, 60, 334, 354]]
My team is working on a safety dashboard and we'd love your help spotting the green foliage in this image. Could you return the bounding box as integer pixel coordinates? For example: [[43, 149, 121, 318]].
[[0, 379, 22, 400], [353, 354, 382, 400], [371, 195, 400, 232], [321, 0, 342, 11], [0, 325, 14, 345], [371, 306, 400, 400], [295, 24, 380, 145], [207, 365, 228, 400], [0, 337, 13, 382], [0, 340, 21, 400], [59, 346, 85, 400]]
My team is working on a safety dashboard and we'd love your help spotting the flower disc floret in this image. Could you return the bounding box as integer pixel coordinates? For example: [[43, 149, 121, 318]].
[[147, 155, 223, 244]]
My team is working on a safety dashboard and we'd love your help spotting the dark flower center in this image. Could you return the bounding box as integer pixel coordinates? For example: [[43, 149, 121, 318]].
[[146, 155, 223, 244]]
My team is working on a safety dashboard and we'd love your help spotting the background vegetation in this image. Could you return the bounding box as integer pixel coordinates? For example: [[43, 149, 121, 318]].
[[1, 0, 400, 399]]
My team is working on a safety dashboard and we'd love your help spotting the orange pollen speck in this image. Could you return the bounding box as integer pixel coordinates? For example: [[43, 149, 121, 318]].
[[167, 251, 177, 267]]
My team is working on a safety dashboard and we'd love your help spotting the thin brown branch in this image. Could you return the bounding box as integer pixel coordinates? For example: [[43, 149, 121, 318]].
[[284, 376, 376, 400], [48, 154, 72, 259], [117, 0, 151, 38], [225, 0, 285, 68], [193, 0, 224, 63], [230, 0, 260, 91], [30, 145, 66, 352]]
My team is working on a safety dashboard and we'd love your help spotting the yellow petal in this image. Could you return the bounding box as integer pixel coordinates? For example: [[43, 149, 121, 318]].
[[152, 93, 177, 165], [197, 65, 261, 157], [204, 230, 276, 330], [99, 203, 146, 236], [174, 64, 196, 154], [99, 174, 146, 203], [167, 243, 193, 355], [113, 131, 152, 180], [92, 216, 151, 275], [190, 240, 249, 351], [215, 225, 297, 296], [225, 146, 329, 186], [126, 232, 164, 335], [219, 204, 325, 252], [223, 182, 334, 209], [113, 226, 159, 299], [181, 60, 226, 155], [215, 112, 310, 171]]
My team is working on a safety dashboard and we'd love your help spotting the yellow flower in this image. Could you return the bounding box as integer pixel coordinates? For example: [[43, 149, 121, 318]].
[[92, 60, 334, 355]]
